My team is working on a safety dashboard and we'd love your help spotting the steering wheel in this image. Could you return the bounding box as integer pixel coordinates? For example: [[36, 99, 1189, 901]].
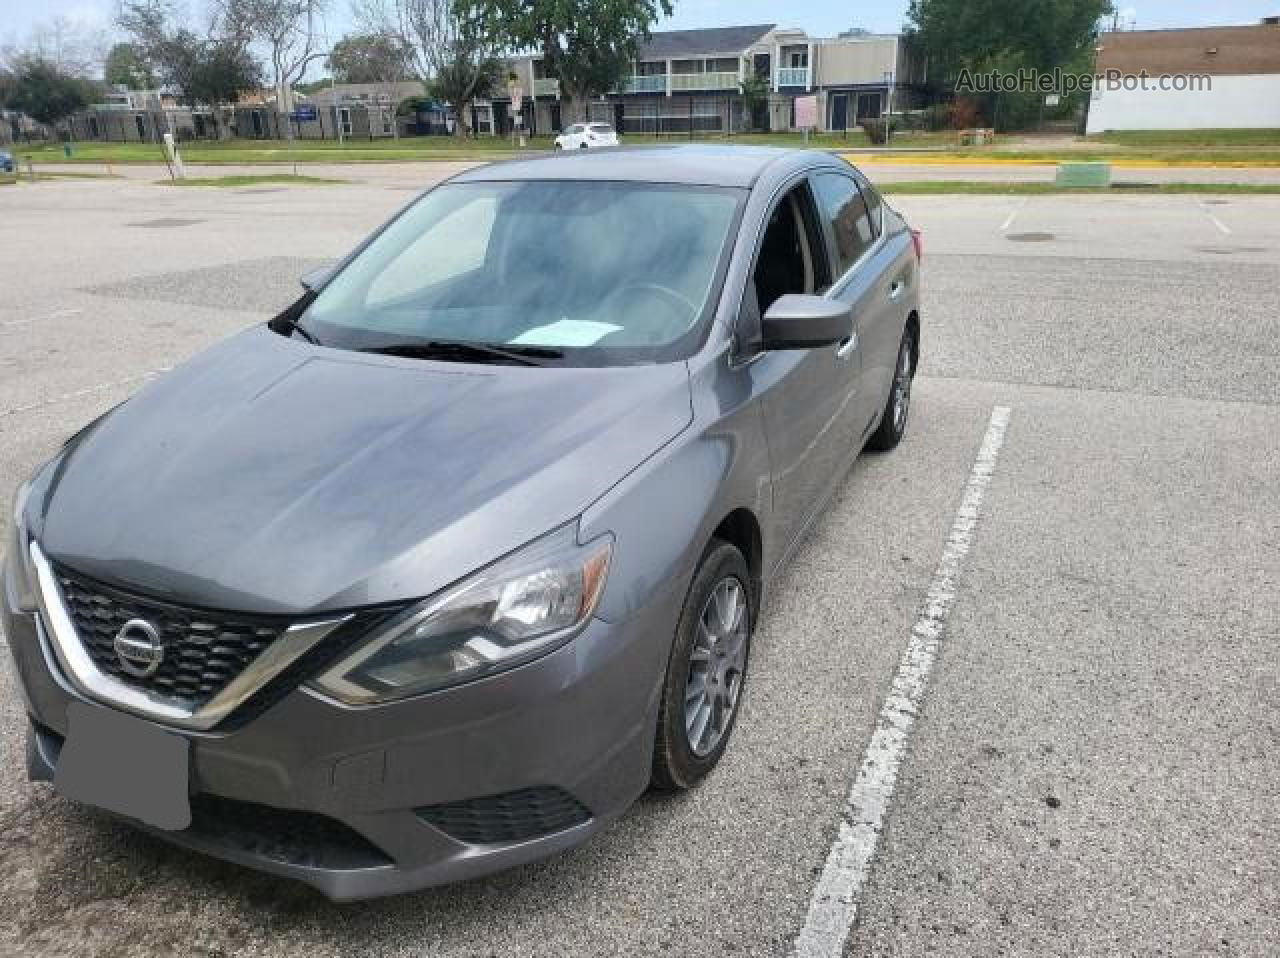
[[600, 283, 699, 344]]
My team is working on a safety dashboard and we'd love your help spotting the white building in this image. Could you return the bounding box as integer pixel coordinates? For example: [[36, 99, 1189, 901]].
[[1086, 19, 1280, 133]]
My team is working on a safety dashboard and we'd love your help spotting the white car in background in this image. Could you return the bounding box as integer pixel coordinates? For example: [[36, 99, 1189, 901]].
[[554, 123, 620, 150]]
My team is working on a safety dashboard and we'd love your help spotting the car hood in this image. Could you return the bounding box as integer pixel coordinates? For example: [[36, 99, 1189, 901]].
[[34, 326, 693, 615]]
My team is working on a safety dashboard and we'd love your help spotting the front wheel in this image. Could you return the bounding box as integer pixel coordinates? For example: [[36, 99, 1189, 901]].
[[866, 325, 917, 452], [651, 540, 753, 790]]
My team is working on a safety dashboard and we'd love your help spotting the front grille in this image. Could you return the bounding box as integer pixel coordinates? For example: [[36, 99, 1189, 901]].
[[54, 565, 291, 707], [417, 787, 592, 845]]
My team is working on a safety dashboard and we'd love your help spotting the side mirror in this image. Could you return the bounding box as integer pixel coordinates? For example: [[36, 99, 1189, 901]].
[[299, 264, 335, 291], [761, 294, 853, 350]]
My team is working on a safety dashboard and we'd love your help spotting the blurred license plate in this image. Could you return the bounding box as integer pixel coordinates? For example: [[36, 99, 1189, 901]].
[[54, 701, 191, 831]]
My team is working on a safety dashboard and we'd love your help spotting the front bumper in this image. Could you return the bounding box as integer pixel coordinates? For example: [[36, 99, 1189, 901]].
[[4, 575, 683, 900]]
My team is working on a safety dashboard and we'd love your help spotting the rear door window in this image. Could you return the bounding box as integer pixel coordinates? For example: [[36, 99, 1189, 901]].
[[810, 172, 877, 279]]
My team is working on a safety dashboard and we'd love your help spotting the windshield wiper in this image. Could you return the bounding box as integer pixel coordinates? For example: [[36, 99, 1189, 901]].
[[361, 340, 563, 367], [275, 316, 323, 346]]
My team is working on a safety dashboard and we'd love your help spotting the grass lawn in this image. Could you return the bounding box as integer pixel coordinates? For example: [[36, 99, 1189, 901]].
[[880, 180, 1280, 195], [1095, 129, 1280, 148], [158, 173, 347, 187], [7, 136, 544, 166], [9, 129, 1280, 169]]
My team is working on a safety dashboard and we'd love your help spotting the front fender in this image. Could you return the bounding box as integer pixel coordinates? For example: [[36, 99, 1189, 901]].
[[580, 352, 772, 627]]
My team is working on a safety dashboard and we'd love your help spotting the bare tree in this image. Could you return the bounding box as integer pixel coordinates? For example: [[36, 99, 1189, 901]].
[[355, 0, 500, 136], [3, 15, 108, 79], [222, 0, 326, 127], [328, 32, 412, 137]]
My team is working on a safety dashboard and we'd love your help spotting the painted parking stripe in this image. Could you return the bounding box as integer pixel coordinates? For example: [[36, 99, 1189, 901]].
[[1000, 198, 1027, 232], [1197, 201, 1232, 236], [0, 308, 83, 329], [0, 367, 171, 418], [793, 405, 1013, 958]]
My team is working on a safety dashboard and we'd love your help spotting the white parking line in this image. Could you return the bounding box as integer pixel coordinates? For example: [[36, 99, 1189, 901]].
[[0, 367, 171, 418], [1000, 198, 1027, 232], [793, 405, 1013, 958], [1197, 201, 1232, 236], [0, 308, 84, 329]]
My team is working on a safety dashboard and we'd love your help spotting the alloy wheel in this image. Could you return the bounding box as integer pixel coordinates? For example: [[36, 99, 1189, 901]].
[[891, 336, 914, 433], [683, 576, 749, 757]]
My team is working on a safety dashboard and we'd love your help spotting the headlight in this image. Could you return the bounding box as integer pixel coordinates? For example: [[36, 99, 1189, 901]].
[[310, 524, 612, 705], [4, 480, 38, 613]]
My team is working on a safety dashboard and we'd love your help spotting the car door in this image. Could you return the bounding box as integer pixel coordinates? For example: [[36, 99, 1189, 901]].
[[744, 179, 860, 557], [809, 169, 904, 437]]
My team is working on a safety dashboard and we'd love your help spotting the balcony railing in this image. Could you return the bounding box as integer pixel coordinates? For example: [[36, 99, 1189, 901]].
[[625, 75, 667, 94], [532, 77, 560, 97], [670, 71, 741, 92], [777, 67, 810, 87]]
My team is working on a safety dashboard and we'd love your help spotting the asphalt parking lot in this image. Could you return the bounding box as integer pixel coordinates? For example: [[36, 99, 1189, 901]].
[[1, 169, 1277, 957]]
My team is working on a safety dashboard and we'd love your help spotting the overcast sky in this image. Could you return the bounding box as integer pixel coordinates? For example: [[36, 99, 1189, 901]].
[[5, 0, 1279, 73]]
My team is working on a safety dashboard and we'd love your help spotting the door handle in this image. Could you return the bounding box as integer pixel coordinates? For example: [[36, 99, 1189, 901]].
[[888, 280, 905, 300], [836, 332, 858, 360]]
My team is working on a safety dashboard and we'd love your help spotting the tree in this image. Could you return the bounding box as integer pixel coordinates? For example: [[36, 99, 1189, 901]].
[[328, 32, 413, 137], [11, 16, 106, 79], [222, 0, 326, 122], [329, 32, 411, 84], [428, 52, 502, 137], [356, 0, 501, 137], [118, 0, 262, 139], [3, 56, 98, 132], [463, 0, 672, 123], [739, 69, 769, 132], [906, 0, 1112, 129], [105, 42, 157, 89]]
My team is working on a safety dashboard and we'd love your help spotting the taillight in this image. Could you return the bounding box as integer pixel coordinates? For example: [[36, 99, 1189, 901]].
[[910, 229, 923, 263]]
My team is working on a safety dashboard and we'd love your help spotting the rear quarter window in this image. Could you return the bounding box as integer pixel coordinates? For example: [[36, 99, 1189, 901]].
[[810, 172, 877, 278]]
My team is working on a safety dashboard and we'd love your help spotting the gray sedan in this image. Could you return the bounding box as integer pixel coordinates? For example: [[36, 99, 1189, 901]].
[[3, 145, 921, 898]]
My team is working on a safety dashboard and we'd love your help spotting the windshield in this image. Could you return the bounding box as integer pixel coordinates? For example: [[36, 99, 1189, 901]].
[[297, 180, 741, 365]]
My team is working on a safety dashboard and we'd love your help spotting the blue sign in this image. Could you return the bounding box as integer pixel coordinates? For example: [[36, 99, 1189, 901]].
[[291, 105, 318, 122]]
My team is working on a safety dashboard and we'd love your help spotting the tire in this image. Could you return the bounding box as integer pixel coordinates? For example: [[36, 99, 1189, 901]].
[[579, 143, 589, 149], [866, 324, 917, 452], [652, 539, 753, 791]]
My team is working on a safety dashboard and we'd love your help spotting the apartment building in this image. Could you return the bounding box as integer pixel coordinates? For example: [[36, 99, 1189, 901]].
[[501, 23, 919, 135]]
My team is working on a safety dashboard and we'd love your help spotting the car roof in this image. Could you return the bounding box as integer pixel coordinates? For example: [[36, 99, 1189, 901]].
[[451, 145, 847, 189]]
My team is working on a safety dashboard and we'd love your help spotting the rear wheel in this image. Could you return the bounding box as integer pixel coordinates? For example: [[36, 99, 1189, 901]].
[[651, 540, 753, 790], [867, 325, 917, 452]]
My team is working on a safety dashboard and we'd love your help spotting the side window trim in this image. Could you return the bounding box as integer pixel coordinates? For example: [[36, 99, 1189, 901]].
[[818, 171, 888, 298], [853, 172, 884, 238], [729, 168, 839, 365]]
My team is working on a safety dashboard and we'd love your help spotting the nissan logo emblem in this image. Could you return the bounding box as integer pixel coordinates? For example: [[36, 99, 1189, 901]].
[[113, 619, 165, 678]]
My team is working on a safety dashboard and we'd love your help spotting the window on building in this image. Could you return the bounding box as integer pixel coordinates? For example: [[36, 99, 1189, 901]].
[[672, 59, 704, 74], [810, 173, 877, 279], [636, 60, 667, 76], [339, 108, 353, 136], [788, 50, 809, 68], [707, 57, 738, 73]]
